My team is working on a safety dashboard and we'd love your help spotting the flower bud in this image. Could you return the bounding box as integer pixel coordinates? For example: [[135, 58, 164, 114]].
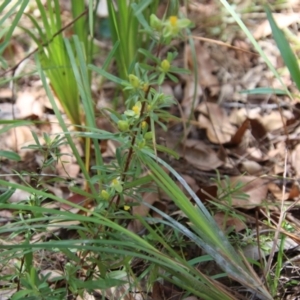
[[144, 131, 153, 140], [138, 139, 146, 149], [150, 14, 162, 31], [141, 121, 148, 130], [100, 190, 110, 201], [161, 59, 170, 72], [117, 120, 129, 132], [128, 74, 140, 88], [142, 83, 149, 92]]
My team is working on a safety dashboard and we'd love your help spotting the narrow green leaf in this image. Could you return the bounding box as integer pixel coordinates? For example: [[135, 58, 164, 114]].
[[1, 0, 29, 55], [265, 6, 300, 91], [0, 188, 15, 203], [89, 64, 127, 85], [240, 87, 287, 95], [219, 0, 291, 99], [0, 150, 21, 161]]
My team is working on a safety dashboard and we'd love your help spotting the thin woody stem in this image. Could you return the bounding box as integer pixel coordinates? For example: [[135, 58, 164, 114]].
[[114, 87, 150, 208]]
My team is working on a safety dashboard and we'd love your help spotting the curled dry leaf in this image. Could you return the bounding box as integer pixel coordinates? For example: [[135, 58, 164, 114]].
[[239, 160, 262, 175], [258, 111, 286, 132], [246, 147, 266, 161], [228, 118, 250, 146], [229, 108, 261, 126], [248, 118, 267, 141], [221, 176, 268, 209], [268, 182, 289, 201], [197, 102, 236, 144], [196, 185, 218, 202], [288, 183, 300, 199], [183, 139, 223, 171]]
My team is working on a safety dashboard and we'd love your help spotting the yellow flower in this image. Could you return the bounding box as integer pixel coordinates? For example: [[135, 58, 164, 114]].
[[141, 121, 147, 129], [111, 177, 123, 193], [112, 178, 119, 185], [124, 205, 130, 211], [132, 105, 140, 115], [169, 16, 178, 27], [125, 101, 142, 118], [163, 15, 191, 38]]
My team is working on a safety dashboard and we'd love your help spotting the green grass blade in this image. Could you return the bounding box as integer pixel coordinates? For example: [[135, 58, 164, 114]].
[[240, 87, 287, 95], [219, 0, 291, 99], [89, 64, 127, 86], [141, 151, 272, 299], [265, 6, 300, 91], [0, 150, 20, 161], [35, 56, 96, 195], [65, 36, 104, 176], [0, 0, 29, 54]]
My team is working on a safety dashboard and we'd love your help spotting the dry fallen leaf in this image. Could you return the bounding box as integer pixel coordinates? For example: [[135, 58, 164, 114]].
[[291, 144, 300, 177], [232, 39, 253, 68], [288, 183, 300, 199], [197, 102, 236, 144], [127, 191, 158, 233], [258, 111, 286, 132], [214, 211, 247, 232], [268, 182, 289, 201], [15, 90, 44, 119], [229, 108, 261, 126], [196, 185, 218, 202], [249, 118, 267, 142], [57, 143, 81, 178], [239, 160, 262, 175], [8, 188, 31, 203], [182, 139, 223, 170], [4, 126, 33, 151], [230, 119, 250, 145]]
